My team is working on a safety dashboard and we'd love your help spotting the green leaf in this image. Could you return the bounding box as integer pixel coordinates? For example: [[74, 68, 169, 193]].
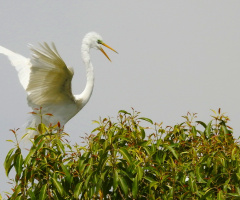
[[140, 127, 146, 139], [137, 165, 143, 181], [192, 126, 197, 137], [24, 147, 36, 166], [21, 132, 30, 140], [201, 188, 214, 199], [115, 136, 131, 142], [221, 125, 228, 135], [228, 193, 240, 197], [83, 158, 93, 176], [39, 184, 47, 200], [36, 139, 45, 152], [163, 144, 179, 160], [14, 152, 23, 177], [52, 190, 61, 200], [96, 179, 103, 196], [196, 166, 206, 183], [132, 174, 138, 198], [119, 110, 131, 115], [6, 139, 14, 143], [33, 134, 45, 145], [119, 176, 128, 196], [74, 182, 83, 199], [143, 146, 151, 156], [196, 121, 207, 128], [15, 195, 23, 200], [205, 121, 212, 138], [89, 187, 95, 199], [78, 157, 87, 173], [92, 120, 100, 125], [11, 184, 21, 199], [113, 170, 119, 191], [38, 123, 47, 134], [4, 148, 15, 163], [138, 117, 153, 124], [207, 157, 212, 168], [61, 164, 73, 184], [26, 127, 37, 131], [4, 148, 15, 176], [189, 176, 195, 192], [144, 176, 156, 183], [150, 181, 159, 190], [235, 186, 240, 194], [223, 178, 230, 193], [52, 177, 65, 196], [231, 147, 237, 160], [119, 148, 132, 165], [28, 189, 36, 200], [56, 138, 65, 153], [98, 155, 108, 171], [84, 173, 93, 189], [217, 190, 224, 200]]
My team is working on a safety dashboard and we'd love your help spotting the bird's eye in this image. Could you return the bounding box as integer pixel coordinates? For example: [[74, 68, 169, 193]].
[[97, 40, 102, 44]]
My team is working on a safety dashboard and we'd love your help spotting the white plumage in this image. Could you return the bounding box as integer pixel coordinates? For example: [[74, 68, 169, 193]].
[[0, 32, 117, 137]]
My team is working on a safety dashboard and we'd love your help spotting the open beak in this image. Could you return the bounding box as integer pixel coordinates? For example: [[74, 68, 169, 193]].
[[100, 42, 118, 62]]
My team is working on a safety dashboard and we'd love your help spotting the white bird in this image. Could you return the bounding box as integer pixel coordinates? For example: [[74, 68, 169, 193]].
[[0, 32, 117, 137]]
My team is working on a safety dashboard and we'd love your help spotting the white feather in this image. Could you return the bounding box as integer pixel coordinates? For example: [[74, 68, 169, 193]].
[[0, 46, 31, 90]]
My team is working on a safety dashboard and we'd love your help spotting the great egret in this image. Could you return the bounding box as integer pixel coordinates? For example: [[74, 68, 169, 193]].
[[0, 32, 117, 137]]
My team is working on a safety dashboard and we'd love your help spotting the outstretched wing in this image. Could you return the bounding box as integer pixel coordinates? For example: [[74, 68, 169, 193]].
[[0, 45, 31, 90], [27, 42, 75, 107]]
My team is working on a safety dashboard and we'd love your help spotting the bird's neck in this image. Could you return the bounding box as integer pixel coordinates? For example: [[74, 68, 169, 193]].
[[75, 44, 94, 110]]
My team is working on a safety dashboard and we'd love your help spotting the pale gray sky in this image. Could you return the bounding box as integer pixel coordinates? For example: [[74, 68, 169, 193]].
[[0, 0, 240, 194]]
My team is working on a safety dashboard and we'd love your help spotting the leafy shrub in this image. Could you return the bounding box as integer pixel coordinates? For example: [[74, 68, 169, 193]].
[[3, 109, 240, 199]]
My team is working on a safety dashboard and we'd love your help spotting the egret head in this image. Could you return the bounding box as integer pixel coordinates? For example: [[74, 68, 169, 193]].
[[84, 32, 118, 61]]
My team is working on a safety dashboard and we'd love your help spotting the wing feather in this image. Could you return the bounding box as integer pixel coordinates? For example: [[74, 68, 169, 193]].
[[0, 45, 31, 90], [27, 43, 75, 107]]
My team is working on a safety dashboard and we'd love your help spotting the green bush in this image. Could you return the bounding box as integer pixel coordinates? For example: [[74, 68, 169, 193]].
[[3, 109, 240, 199]]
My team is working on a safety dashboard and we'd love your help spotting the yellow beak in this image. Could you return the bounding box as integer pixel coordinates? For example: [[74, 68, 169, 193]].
[[100, 42, 118, 62]]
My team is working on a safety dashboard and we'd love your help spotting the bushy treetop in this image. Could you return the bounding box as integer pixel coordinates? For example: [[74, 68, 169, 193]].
[[2, 109, 240, 199]]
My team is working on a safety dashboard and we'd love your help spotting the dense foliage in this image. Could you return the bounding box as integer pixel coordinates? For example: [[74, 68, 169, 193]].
[[3, 109, 240, 199]]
